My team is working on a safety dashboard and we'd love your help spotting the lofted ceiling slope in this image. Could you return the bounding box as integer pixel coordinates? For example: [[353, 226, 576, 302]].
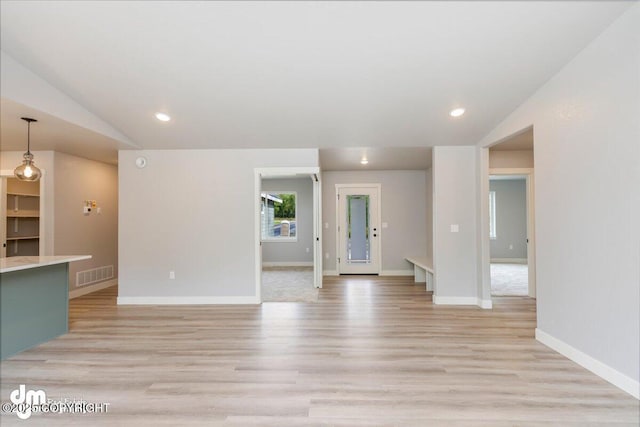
[[0, 1, 633, 167]]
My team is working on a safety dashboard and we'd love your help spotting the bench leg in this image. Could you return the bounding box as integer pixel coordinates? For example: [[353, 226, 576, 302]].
[[426, 272, 433, 292], [414, 265, 426, 283]]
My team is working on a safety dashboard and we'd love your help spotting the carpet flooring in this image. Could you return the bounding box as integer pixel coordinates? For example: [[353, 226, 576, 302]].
[[491, 263, 529, 296], [261, 267, 318, 302]]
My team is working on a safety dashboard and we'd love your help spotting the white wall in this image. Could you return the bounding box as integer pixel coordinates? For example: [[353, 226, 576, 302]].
[[54, 152, 118, 291], [322, 170, 427, 275], [0, 51, 134, 146], [489, 150, 534, 168], [261, 177, 313, 264], [425, 167, 433, 262], [432, 146, 478, 303], [118, 149, 318, 303], [478, 5, 639, 395]]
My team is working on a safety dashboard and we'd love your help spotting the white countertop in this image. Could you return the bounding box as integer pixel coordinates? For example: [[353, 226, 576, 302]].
[[0, 255, 92, 273]]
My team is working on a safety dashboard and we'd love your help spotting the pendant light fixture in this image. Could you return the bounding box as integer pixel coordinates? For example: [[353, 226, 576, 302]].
[[14, 117, 42, 182]]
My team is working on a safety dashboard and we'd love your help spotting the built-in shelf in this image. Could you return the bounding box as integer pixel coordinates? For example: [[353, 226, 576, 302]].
[[4, 178, 40, 257], [7, 192, 39, 197], [7, 211, 40, 218]]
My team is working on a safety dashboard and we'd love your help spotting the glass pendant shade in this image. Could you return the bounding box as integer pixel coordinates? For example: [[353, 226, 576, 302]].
[[15, 117, 41, 182], [14, 153, 42, 181]]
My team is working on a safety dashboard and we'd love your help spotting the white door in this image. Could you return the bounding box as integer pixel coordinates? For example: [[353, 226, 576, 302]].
[[0, 177, 6, 258], [313, 175, 323, 288], [526, 174, 536, 298], [336, 185, 381, 274]]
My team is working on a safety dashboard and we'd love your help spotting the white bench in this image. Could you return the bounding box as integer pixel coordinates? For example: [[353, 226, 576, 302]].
[[405, 257, 434, 291]]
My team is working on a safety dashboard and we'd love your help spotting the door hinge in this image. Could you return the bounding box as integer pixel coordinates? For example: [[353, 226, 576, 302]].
[[337, 257, 340, 264], [337, 194, 340, 200]]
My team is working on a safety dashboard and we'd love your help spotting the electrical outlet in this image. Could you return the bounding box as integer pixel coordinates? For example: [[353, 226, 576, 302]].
[[325, 253, 329, 259], [509, 244, 513, 250], [306, 247, 310, 253], [169, 271, 175, 279]]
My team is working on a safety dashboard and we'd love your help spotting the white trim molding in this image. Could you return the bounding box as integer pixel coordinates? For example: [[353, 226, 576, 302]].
[[262, 261, 313, 267], [380, 269, 414, 276], [491, 258, 527, 264], [69, 279, 117, 299], [477, 299, 493, 309], [117, 296, 260, 305], [433, 296, 478, 305], [323, 270, 338, 276], [536, 328, 639, 399]]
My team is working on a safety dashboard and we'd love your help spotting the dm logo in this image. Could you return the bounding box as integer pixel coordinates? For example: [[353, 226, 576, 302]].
[[10, 384, 46, 420]]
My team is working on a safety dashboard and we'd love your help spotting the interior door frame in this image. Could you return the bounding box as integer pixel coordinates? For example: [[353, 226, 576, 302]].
[[335, 183, 382, 275], [1, 169, 47, 257], [488, 168, 536, 298], [254, 167, 322, 303]]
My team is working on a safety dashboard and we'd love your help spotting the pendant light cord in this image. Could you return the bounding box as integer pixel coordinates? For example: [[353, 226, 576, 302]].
[[21, 117, 37, 156], [26, 120, 31, 155]]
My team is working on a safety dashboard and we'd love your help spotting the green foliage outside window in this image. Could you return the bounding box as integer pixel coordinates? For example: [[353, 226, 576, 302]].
[[274, 193, 296, 219]]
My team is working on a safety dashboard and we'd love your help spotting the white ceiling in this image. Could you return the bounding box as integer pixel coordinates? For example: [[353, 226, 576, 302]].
[[0, 99, 130, 164], [0, 1, 632, 167], [320, 147, 432, 171]]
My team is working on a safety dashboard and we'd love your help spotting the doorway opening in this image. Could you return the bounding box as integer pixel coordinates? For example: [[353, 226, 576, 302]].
[[489, 175, 529, 296], [254, 168, 322, 303], [336, 184, 381, 275], [483, 126, 536, 302]]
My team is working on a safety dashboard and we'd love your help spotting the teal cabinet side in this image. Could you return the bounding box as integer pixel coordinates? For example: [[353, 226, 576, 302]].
[[1, 263, 69, 359]]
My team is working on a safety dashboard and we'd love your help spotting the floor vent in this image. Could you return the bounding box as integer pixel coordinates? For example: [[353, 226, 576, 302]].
[[76, 265, 114, 287]]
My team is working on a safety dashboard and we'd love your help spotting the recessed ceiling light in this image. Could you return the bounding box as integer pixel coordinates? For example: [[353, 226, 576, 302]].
[[450, 108, 465, 117], [155, 112, 171, 122], [360, 158, 369, 165]]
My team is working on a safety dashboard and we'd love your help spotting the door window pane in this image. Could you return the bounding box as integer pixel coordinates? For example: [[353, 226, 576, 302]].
[[347, 195, 370, 263]]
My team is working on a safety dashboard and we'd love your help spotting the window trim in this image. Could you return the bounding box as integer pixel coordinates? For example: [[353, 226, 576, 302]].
[[489, 190, 497, 240], [261, 190, 298, 243]]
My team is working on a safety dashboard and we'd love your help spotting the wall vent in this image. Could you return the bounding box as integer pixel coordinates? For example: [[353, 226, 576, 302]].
[[76, 265, 114, 287]]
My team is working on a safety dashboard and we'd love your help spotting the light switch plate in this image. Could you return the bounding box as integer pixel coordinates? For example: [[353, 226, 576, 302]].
[[450, 224, 459, 233]]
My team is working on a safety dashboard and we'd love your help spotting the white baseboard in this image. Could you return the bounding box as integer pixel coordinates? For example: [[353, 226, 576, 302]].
[[323, 270, 338, 276], [380, 269, 414, 276], [491, 258, 527, 264], [536, 328, 639, 399], [117, 296, 260, 305], [433, 296, 479, 305], [262, 261, 313, 267], [69, 279, 117, 299], [477, 298, 493, 309]]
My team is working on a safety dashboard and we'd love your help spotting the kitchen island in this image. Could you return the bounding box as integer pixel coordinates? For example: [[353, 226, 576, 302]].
[[1, 255, 91, 359]]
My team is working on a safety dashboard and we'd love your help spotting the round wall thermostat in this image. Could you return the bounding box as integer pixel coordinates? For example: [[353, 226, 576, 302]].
[[135, 156, 147, 168]]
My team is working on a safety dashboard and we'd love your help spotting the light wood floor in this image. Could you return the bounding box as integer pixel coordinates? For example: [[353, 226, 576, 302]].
[[1, 276, 638, 426]]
